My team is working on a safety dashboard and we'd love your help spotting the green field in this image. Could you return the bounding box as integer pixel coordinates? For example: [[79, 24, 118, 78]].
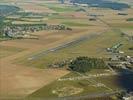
[[111, 23, 133, 29], [28, 69, 113, 99], [62, 22, 89, 27], [27, 68, 133, 99], [40, 3, 80, 12], [16, 29, 132, 69]]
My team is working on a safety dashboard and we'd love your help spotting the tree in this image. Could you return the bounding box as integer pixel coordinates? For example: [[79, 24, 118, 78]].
[[69, 56, 106, 73], [0, 16, 5, 36]]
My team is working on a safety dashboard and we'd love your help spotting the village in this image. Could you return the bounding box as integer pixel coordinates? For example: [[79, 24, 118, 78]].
[[105, 42, 133, 70], [2, 24, 72, 39]]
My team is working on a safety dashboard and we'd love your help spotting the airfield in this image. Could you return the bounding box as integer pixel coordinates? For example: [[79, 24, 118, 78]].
[[0, 0, 133, 99]]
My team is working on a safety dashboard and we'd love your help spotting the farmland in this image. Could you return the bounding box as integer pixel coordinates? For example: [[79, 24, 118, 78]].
[[0, 45, 24, 59], [28, 69, 132, 99], [0, 0, 133, 100]]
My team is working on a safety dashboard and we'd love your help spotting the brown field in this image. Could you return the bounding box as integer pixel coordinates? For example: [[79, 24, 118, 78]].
[[0, 44, 69, 98]]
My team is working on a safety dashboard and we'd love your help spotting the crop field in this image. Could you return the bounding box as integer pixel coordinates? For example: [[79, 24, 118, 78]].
[[0, 0, 133, 99]]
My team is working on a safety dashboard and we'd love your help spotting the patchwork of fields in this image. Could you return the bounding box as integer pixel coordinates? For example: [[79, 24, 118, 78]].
[[0, 0, 133, 100]]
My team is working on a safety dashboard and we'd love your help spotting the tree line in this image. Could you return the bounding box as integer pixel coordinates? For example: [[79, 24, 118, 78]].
[[68, 56, 107, 73]]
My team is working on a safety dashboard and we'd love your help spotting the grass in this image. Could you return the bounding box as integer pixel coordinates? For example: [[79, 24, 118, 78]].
[[0, 45, 24, 59], [27, 68, 133, 99], [16, 29, 132, 69], [48, 6, 77, 12], [40, 3, 79, 12], [126, 18, 133, 21], [27, 78, 107, 98], [94, 76, 122, 91], [12, 21, 45, 25], [120, 41, 133, 56], [0, 37, 11, 41], [5, 17, 45, 24], [27, 69, 114, 99], [62, 22, 89, 27], [0, 1, 132, 99], [47, 14, 67, 19], [6, 17, 43, 22], [111, 23, 133, 29], [13, 8, 133, 68]]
